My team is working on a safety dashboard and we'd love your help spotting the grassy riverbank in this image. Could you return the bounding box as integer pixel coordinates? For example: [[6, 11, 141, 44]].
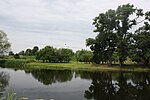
[[0, 57, 150, 72], [27, 62, 150, 72]]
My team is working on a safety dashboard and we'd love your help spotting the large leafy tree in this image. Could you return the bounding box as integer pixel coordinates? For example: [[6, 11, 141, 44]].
[[87, 4, 144, 66], [0, 31, 11, 57], [115, 4, 140, 66], [87, 10, 117, 66]]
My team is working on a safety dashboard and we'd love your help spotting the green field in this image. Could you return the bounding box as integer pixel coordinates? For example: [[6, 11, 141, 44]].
[[0, 56, 150, 72]]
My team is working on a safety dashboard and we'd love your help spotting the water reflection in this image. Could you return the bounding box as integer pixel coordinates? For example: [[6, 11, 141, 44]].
[[0, 67, 150, 100], [82, 72, 150, 100], [0, 72, 9, 97], [25, 70, 74, 85]]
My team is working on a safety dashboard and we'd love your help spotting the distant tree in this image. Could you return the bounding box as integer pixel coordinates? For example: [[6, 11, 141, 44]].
[[76, 49, 93, 63], [25, 49, 32, 56], [8, 51, 14, 56], [18, 50, 24, 55], [36, 46, 58, 63], [0, 31, 11, 57], [57, 48, 74, 63], [36, 46, 74, 63], [32, 46, 39, 55], [14, 54, 20, 59]]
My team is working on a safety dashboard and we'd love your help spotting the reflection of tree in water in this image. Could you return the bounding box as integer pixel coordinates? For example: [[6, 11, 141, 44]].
[[26, 70, 73, 85], [84, 72, 115, 100], [0, 72, 9, 97], [130, 73, 150, 100], [83, 72, 150, 100]]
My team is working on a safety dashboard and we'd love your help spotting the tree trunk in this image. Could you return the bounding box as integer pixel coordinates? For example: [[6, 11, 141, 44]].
[[108, 56, 112, 67], [119, 59, 123, 67], [144, 58, 149, 67], [108, 52, 112, 67]]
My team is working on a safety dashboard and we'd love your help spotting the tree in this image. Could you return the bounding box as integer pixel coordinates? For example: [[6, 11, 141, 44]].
[[8, 51, 14, 56], [18, 50, 24, 55], [87, 4, 144, 66], [36, 46, 58, 63], [130, 18, 150, 66], [32, 46, 39, 55], [76, 49, 93, 63], [25, 48, 32, 56], [87, 9, 117, 66], [36, 46, 74, 63], [57, 48, 74, 63], [14, 53, 20, 59], [115, 4, 139, 66], [0, 31, 11, 57]]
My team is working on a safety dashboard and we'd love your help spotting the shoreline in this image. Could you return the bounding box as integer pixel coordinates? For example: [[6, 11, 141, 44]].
[[26, 62, 150, 72], [0, 59, 150, 72]]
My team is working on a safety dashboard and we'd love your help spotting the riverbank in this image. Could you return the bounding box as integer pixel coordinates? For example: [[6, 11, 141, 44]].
[[0, 59, 150, 72], [27, 62, 150, 72]]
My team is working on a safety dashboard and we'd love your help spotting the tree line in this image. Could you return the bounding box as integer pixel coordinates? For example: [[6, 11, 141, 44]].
[[36, 46, 74, 63], [9, 45, 93, 63], [86, 4, 150, 66]]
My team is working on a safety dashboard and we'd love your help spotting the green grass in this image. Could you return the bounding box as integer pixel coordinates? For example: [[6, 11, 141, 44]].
[[27, 62, 150, 72], [0, 56, 150, 72]]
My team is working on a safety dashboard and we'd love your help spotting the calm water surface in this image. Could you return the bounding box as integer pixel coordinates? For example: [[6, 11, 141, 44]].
[[0, 67, 150, 100]]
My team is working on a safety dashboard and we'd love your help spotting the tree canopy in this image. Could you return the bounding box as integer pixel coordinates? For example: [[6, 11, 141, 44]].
[[36, 46, 74, 63], [86, 3, 150, 66], [76, 49, 93, 63], [0, 31, 11, 57]]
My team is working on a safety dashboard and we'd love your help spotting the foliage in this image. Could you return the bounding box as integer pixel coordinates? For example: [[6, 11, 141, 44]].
[[36, 46, 74, 63], [25, 48, 32, 56], [57, 48, 74, 63], [0, 31, 11, 57], [31, 46, 39, 55], [19, 46, 39, 56], [8, 51, 14, 56], [87, 4, 149, 67], [18, 50, 24, 55], [14, 54, 20, 59], [129, 21, 150, 66], [76, 49, 93, 63], [5, 89, 17, 100], [0, 59, 27, 68]]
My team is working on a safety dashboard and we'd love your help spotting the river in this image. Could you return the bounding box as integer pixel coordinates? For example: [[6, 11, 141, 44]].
[[0, 67, 150, 100]]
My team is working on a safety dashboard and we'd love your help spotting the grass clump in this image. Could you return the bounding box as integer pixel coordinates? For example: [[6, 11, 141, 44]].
[[0, 59, 27, 68], [1, 89, 17, 100]]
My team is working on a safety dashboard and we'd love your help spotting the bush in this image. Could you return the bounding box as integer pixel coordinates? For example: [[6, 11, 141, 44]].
[[0, 59, 6, 67], [14, 54, 20, 59], [0, 59, 27, 68]]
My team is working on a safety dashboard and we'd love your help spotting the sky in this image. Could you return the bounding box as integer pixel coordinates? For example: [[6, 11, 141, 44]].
[[0, 0, 150, 53]]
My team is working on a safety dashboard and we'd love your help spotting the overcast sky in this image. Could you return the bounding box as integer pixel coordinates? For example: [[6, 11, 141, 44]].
[[0, 0, 150, 53]]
